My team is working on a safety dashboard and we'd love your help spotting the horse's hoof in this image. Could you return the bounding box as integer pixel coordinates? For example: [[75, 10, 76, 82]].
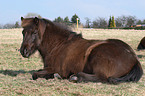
[[54, 73, 62, 79], [69, 75, 78, 83], [32, 73, 38, 80]]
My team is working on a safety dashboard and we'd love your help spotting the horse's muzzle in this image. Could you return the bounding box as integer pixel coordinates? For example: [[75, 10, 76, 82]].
[[20, 47, 30, 58]]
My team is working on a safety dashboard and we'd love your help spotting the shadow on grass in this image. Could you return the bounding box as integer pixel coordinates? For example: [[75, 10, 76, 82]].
[[137, 55, 145, 58], [0, 69, 37, 77]]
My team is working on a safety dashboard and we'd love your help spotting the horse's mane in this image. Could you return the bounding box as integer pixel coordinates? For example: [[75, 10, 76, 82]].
[[41, 18, 82, 39]]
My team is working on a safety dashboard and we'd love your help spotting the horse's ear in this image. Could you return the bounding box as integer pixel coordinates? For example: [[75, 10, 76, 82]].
[[34, 17, 39, 25], [21, 17, 24, 21]]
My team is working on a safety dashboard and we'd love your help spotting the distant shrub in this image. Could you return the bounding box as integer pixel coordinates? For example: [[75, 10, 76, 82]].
[[134, 26, 145, 30]]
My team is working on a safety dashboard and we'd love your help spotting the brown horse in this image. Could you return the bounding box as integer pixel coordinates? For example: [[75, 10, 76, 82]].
[[20, 17, 143, 84], [137, 37, 145, 50]]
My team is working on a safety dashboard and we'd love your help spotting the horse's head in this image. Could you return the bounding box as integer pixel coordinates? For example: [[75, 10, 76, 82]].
[[20, 17, 46, 58]]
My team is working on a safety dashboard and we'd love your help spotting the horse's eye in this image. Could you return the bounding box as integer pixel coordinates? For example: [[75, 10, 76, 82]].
[[31, 30, 38, 40]]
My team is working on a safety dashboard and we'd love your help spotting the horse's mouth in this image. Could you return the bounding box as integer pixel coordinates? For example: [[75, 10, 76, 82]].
[[23, 52, 30, 58], [20, 48, 31, 58]]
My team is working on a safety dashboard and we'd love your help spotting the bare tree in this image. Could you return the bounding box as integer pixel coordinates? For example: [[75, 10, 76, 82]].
[[126, 16, 137, 27], [0, 24, 3, 29], [84, 17, 91, 28], [115, 17, 123, 28], [120, 15, 127, 27], [3, 24, 15, 29], [115, 15, 137, 28], [92, 17, 108, 28]]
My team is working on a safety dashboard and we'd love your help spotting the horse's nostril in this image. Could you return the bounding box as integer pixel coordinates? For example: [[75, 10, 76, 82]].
[[20, 45, 31, 58]]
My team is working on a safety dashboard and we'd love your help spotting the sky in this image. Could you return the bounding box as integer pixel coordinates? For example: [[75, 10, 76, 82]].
[[0, 0, 145, 24]]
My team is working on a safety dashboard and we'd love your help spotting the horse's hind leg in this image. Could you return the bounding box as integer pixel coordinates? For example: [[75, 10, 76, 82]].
[[69, 72, 107, 83]]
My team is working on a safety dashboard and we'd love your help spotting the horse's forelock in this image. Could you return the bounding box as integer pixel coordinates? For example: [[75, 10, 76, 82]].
[[21, 18, 34, 28]]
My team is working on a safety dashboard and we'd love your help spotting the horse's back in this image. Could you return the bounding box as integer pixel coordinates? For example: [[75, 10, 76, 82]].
[[84, 39, 143, 82]]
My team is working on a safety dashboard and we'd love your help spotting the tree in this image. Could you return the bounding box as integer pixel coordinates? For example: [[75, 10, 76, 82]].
[[92, 20, 99, 28], [115, 15, 128, 27], [108, 16, 113, 28], [115, 15, 137, 28], [92, 17, 108, 28], [71, 14, 80, 24], [136, 20, 142, 25], [53, 16, 64, 23], [112, 16, 116, 28], [25, 13, 42, 18], [85, 17, 91, 28], [64, 16, 70, 24], [3, 23, 15, 29], [0, 24, 3, 29], [115, 17, 123, 28], [120, 15, 127, 27], [108, 16, 116, 28], [126, 16, 137, 27], [14, 21, 20, 28], [98, 17, 108, 28], [142, 19, 145, 24]]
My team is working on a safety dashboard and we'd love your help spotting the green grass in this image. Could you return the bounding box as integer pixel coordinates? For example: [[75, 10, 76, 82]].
[[0, 28, 145, 96]]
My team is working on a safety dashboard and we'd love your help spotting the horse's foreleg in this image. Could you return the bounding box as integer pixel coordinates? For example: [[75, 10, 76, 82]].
[[32, 67, 56, 80]]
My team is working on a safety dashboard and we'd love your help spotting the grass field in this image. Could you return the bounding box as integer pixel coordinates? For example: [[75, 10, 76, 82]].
[[0, 28, 145, 96]]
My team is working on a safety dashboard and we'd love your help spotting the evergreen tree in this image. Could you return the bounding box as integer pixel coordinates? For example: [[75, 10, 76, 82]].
[[108, 16, 112, 28], [15, 21, 20, 28], [64, 16, 70, 24], [112, 16, 116, 28], [71, 14, 80, 24], [54, 16, 64, 23]]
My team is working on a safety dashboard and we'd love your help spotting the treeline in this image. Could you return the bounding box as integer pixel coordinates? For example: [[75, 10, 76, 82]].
[[53, 14, 80, 25], [0, 13, 80, 29], [52, 15, 145, 29], [87, 15, 145, 29], [0, 13, 41, 29], [1, 13, 145, 29], [0, 21, 21, 29]]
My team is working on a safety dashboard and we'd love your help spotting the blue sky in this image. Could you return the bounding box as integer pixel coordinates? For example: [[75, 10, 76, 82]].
[[0, 0, 145, 24]]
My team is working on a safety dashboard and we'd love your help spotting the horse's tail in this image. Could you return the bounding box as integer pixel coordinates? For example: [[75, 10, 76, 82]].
[[108, 61, 143, 84]]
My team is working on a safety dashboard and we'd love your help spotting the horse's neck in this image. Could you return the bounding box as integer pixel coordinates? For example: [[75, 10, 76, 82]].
[[38, 27, 69, 57]]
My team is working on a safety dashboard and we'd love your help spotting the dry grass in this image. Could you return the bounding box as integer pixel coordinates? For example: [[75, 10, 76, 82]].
[[0, 28, 145, 96]]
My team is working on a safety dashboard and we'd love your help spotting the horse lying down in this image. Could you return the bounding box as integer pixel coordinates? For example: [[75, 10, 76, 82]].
[[137, 37, 145, 50], [20, 17, 143, 84]]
